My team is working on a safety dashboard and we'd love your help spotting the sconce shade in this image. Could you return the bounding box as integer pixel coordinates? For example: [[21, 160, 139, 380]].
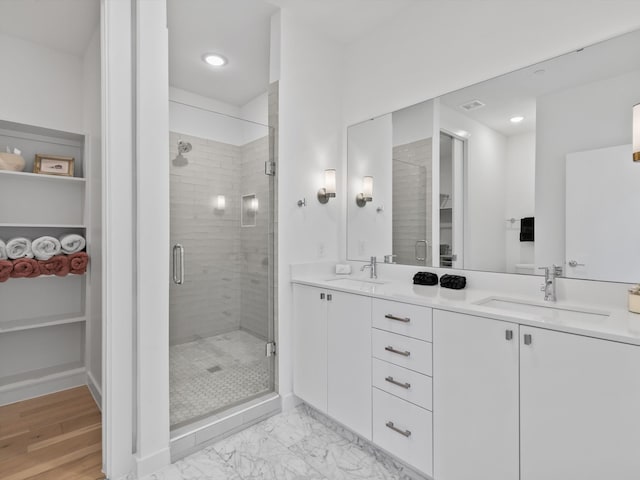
[[356, 176, 374, 207], [318, 168, 337, 204], [215, 195, 226, 210], [634, 103, 640, 162], [250, 197, 259, 213]]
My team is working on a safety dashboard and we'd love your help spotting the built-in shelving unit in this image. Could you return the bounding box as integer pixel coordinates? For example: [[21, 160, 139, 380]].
[[0, 119, 94, 406]]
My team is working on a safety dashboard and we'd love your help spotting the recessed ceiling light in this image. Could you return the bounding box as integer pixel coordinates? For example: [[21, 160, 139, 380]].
[[202, 53, 228, 67], [456, 130, 470, 138], [510, 116, 525, 123]]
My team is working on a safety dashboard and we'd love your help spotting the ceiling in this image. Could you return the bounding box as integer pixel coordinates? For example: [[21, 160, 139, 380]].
[[440, 28, 640, 137], [168, 0, 414, 106], [0, 0, 99, 57]]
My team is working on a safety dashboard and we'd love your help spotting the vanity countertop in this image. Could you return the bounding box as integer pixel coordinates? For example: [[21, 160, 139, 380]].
[[292, 274, 640, 346]]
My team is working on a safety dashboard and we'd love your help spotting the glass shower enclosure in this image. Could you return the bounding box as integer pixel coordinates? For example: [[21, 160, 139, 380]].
[[168, 107, 275, 429]]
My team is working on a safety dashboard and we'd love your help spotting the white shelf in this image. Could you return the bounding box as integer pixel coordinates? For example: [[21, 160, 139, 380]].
[[0, 223, 86, 228], [0, 169, 85, 183], [0, 315, 86, 334]]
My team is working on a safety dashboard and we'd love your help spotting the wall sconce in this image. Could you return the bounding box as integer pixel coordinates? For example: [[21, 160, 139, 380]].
[[317, 169, 337, 204], [214, 195, 226, 211], [356, 176, 374, 207], [249, 197, 259, 213], [634, 103, 639, 162]]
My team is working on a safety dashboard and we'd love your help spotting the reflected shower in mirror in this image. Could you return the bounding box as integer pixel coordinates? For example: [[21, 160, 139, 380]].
[[347, 28, 640, 282]]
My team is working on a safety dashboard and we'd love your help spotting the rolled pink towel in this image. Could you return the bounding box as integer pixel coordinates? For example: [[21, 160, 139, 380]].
[[0, 260, 13, 282], [38, 255, 70, 277], [10, 258, 40, 278], [68, 252, 89, 275]]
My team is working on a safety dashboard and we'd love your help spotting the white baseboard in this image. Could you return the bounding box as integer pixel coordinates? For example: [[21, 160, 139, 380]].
[[0, 367, 86, 406], [135, 447, 171, 479], [281, 392, 302, 412], [86, 370, 102, 411]]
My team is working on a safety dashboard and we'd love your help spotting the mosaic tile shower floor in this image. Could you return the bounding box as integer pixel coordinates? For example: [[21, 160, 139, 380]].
[[149, 406, 406, 480], [170, 330, 271, 427]]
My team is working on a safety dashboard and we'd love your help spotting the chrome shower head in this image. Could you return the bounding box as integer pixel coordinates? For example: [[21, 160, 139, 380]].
[[173, 140, 192, 166], [178, 140, 192, 154]]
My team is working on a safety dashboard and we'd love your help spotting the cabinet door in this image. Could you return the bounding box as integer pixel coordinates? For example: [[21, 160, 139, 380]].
[[292, 284, 327, 412], [520, 326, 640, 480], [433, 310, 519, 480], [327, 290, 372, 439]]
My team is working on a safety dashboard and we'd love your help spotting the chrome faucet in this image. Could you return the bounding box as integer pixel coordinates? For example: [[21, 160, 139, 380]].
[[361, 256, 378, 279], [538, 264, 562, 301]]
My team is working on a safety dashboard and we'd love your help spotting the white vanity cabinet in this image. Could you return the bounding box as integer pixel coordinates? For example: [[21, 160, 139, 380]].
[[292, 284, 372, 439], [433, 310, 519, 480], [371, 298, 433, 476], [520, 326, 640, 480], [434, 309, 640, 480]]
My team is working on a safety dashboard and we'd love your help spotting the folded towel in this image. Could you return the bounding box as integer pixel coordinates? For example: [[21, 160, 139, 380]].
[[68, 252, 89, 275], [6, 237, 33, 259], [32, 236, 62, 261], [38, 255, 70, 277], [10, 258, 40, 278], [0, 239, 7, 260], [60, 234, 86, 254], [0, 260, 13, 282]]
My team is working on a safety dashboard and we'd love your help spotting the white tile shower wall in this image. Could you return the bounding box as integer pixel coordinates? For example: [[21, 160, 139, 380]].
[[392, 138, 432, 266], [239, 136, 270, 340], [170, 131, 243, 343]]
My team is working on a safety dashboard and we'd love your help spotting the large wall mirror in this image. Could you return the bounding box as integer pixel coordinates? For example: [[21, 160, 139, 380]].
[[347, 28, 640, 283]]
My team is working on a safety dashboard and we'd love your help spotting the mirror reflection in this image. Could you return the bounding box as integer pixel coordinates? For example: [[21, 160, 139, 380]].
[[347, 28, 640, 283]]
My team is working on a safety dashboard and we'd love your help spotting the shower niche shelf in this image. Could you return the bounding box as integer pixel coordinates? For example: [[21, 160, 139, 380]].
[[241, 193, 258, 227]]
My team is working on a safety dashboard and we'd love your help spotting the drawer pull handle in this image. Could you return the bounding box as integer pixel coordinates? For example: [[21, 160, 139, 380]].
[[385, 314, 411, 323], [385, 346, 410, 357], [385, 376, 411, 389], [386, 421, 411, 437]]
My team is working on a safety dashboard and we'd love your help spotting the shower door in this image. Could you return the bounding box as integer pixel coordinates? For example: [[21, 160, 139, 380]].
[[168, 111, 275, 429]]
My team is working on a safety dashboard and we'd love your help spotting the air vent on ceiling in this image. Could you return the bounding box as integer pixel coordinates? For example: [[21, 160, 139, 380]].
[[459, 100, 486, 111]]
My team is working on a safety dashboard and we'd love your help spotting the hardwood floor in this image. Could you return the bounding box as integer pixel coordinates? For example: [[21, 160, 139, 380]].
[[0, 386, 104, 480]]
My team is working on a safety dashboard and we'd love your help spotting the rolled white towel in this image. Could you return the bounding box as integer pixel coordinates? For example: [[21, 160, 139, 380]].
[[60, 234, 86, 254], [0, 238, 6, 260], [6, 237, 34, 259], [32, 236, 62, 261]]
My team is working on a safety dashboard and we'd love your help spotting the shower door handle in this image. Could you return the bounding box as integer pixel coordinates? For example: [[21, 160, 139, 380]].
[[173, 244, 184, 285]]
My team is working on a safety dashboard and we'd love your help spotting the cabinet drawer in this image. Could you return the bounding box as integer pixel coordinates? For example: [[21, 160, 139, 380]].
[[373, 388, 433, 475], [372, 329, 432, 375], [372, 358, 432, 410], [372, 299, 432, 341]]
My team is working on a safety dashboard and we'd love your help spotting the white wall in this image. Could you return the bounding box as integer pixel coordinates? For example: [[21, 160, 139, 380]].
[[535, 69, 640, 266], [392, 101, 434, 147], [343, 1, 640, 126], [347, 114, 392, 260], [83, 27, 103, 398], [440, 104, 507, 272], [505, 132, 535, 273], [277, 9, 344, 408], [0, 33, 84, 133]]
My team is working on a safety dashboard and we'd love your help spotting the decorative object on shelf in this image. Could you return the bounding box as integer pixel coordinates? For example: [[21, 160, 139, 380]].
[[629, 285, 640, 313], [413, 271, 439, 285], [318, 168, 337, 204], [10, 258, 40, 278], [0, 238, 6, 260], [440, 274, 467, 290], [33, 154, 74, 177], [0, 147, 25, 172], [38, 255, 70, 277], [60, 234, 86, 254], [32, 236, 62, 260], [0, 259, 12, 282], [6, 237, 33, 259], [68, 252, 89, 275]]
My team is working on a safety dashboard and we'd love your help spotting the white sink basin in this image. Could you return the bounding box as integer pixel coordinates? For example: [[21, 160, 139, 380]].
[[476, 297, 609, 324], [325, 277, 388, 290]]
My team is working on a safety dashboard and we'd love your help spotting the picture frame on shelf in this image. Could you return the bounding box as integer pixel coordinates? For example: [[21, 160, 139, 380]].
[[33, 154, 75, 177]]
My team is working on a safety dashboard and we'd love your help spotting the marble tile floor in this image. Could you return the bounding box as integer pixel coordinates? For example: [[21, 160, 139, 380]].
[[171, 329, 271, 427], [148, 405, 407, 480]]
